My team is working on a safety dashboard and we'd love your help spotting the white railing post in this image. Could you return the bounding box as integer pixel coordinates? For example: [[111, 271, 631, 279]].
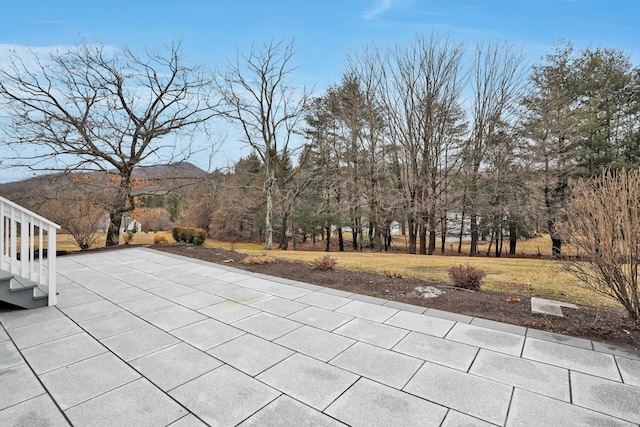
[[47, 227, 57, 306]]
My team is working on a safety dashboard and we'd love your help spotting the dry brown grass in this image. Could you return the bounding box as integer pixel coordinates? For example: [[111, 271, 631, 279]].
[[240, 254, 276, 265], [206, 238, 613, 307]]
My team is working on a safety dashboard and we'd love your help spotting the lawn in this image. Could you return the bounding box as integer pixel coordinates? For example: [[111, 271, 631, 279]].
[[207, 237, 612, 308], [55, 231, 613, 308]]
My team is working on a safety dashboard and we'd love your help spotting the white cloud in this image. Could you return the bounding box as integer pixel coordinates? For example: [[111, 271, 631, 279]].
[[362, 0, 393, 20]]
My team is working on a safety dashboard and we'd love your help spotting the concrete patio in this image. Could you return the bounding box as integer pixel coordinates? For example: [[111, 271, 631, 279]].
[[1, 247, 639, 426]]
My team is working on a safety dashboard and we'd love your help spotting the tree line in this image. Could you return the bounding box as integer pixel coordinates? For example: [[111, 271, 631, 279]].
[[1, 36, 638, 255]]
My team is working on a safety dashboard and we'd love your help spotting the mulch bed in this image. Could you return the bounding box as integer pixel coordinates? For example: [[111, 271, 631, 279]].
[[151, 244, 640, 352]]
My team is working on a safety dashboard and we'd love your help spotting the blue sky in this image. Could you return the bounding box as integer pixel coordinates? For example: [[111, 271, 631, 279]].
[[1, 0, 639, 181]]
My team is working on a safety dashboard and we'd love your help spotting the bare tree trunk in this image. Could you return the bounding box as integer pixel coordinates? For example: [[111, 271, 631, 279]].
[[278, 211, 288, 250], [458, 211, 465, 253], [509, 221, 517, 255], [106, 211, 123, 247], [325, 224, 331, 252]]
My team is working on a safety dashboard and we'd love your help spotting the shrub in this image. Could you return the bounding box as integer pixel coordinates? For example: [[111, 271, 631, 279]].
[[559, 169, 640, 323], [172, 226, 207, 246], [447, 264, 486, 290], [153, 233, 169, 244], [241, 254, 276, 265], [385, 271, 403, 279], [123, 231, 134, 245], [312, 254, 338, 270]]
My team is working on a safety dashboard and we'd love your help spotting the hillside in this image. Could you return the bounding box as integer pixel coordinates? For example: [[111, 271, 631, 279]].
[[0, 162, 208, 205]]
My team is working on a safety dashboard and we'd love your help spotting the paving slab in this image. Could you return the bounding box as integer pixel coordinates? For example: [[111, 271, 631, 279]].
[[522, 337, 621, 381], [193, 280, 238, 295], [54, 287, 102, 308], [424, 308, 473, 323], [530, 297, 565, 316], [470, 317, 527, 335], [0, 394, 70, 427], [101, 325, 179, 361], [526, 328, 593, 350], [232, 312, 302, 341], [171, 318, 245, 351], [40, 352, 140, 410], [98, 285, 152, 304], [78, 309, 148, 339], [0, 364, 45, 410], [469, 349, 570, 401], [593, 341, 640, 360], [392, 331, 479, 372], [264, 283, 313, 300], [130, 343, 222, 391], [0, 340, 23, 371], [171, 291, 225, 310], [275, 325, 355, 362], [382, 300, 428, 314], [571, 371, 640, 424], [334, 318, 409, 349], [330, 341, 423, 389], [170, 365, 280, 426], [142, 305, 207, 331], [9, 316, 82, 349], [208, 333, 294, 376], [118, 295, 179, 316], [60, 299, 122, 322], [404, 361, 513, 425], [257, 353, 358, 411], [198, 300, 259, 323], [336, 300, 398, 322], [384, 310, 455, 338], [445, 322, 525, 356], [249, 296, 308, 317], [325, 378, 447, 427], [65, 378, 187, 427], [347, 293, 389, 305], [440, 410, 496, 427], [216, 270, 258, 284], [168, 414, 209, 427], [148, 283, 199, 299], [616, 356, 640, 387], [506, 388, 633, 427], [294, 291, 352, 310], [0, 326, 9, 342], [22, 333, 106, 374], [239, 395, 342, 427], [318, 288, 354, 298], [287, 306, 353, 331], [0, 306, 64, 330]]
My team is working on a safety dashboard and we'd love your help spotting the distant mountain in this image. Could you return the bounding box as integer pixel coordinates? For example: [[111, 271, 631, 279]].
[[0, 162, 208, 205]]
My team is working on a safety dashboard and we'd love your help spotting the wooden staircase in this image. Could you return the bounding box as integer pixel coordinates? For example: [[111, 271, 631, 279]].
[[0, 195, 60, 308]]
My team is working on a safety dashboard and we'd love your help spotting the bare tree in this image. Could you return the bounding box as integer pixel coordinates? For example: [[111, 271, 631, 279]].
[[0, 41, 219, 246], [216, 38, 310, 250], [467, 41, 527, 256], [379, 34, 467, 254], [559, 170, 640, 323]]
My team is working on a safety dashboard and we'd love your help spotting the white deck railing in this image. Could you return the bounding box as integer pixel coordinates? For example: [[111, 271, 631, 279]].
[[0, 195, 61, 306]]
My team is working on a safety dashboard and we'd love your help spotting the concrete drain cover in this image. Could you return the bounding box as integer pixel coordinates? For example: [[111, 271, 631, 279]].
[[531, 297, 578, 317]]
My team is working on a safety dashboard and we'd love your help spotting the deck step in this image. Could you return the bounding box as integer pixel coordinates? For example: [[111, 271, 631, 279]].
[[0, 271, 49, 309]]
